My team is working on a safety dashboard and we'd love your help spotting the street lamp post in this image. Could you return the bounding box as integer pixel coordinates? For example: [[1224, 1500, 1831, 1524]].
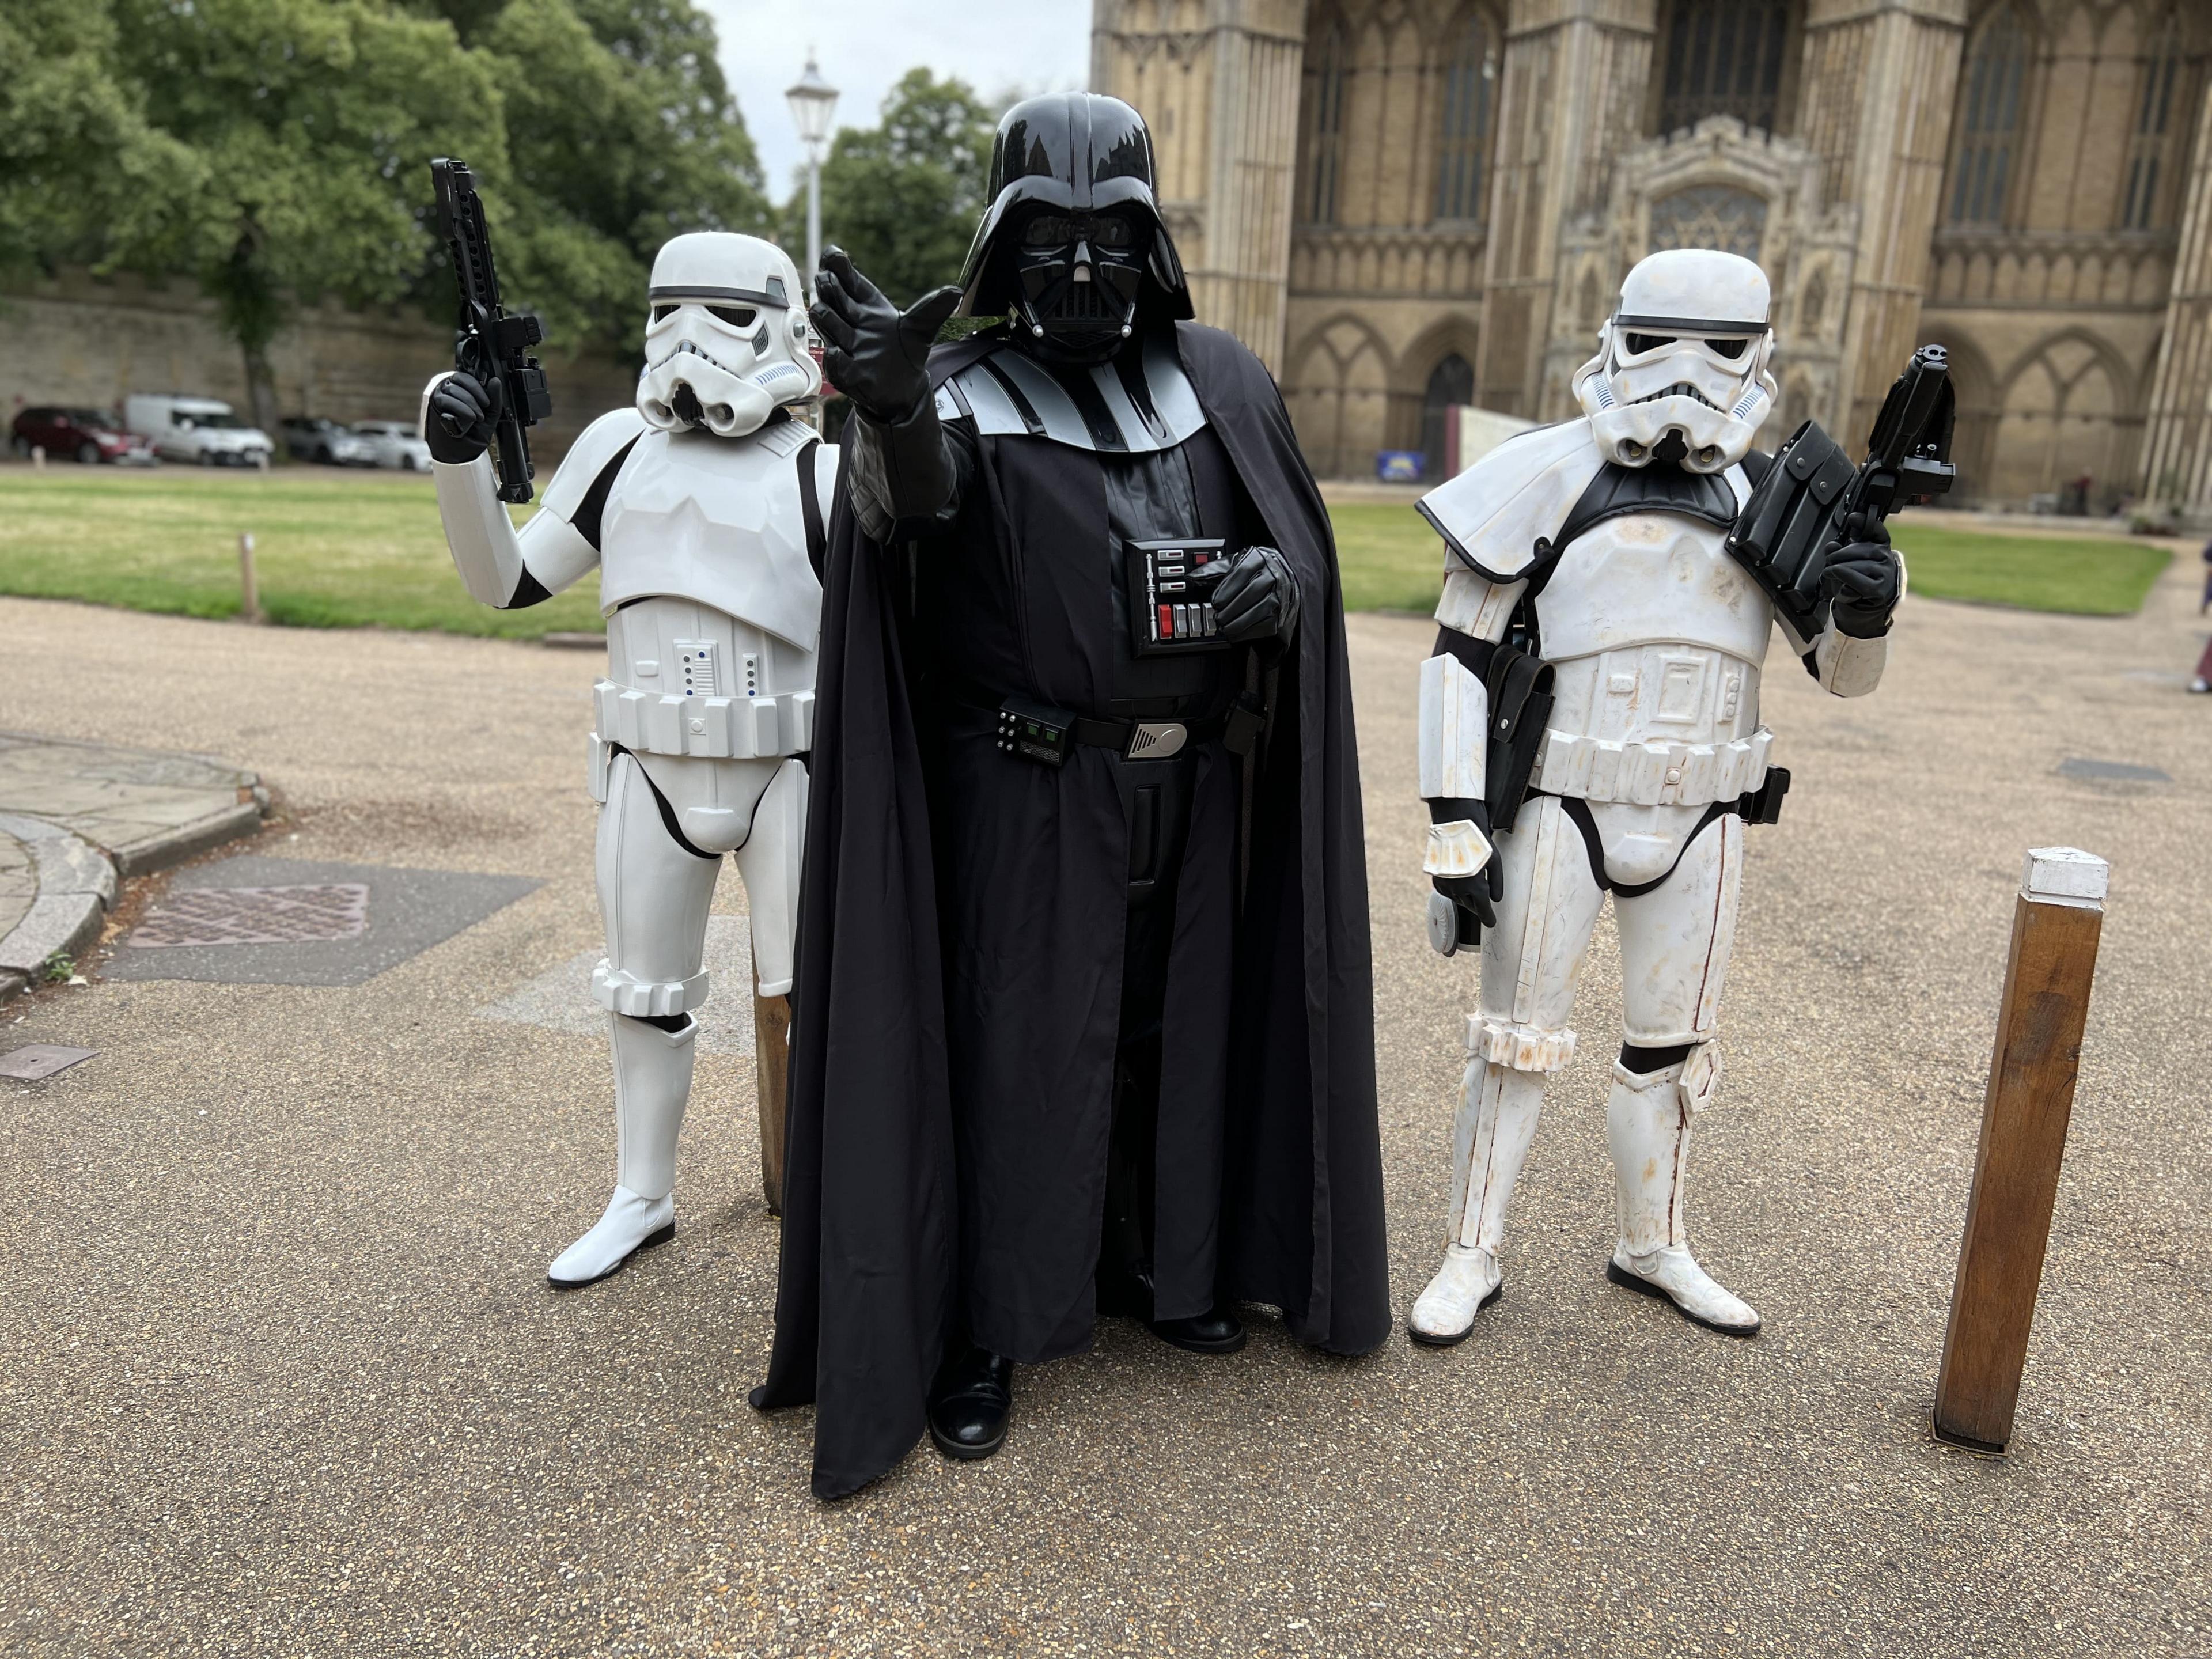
[[785, 54, 839, 300]]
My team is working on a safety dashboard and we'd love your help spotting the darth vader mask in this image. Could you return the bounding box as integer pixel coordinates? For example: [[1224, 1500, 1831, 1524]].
[[1010, 208, 1152, 363]]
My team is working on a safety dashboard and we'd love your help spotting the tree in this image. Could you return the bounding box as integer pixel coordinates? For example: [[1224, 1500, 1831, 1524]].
[[475, 0, 770, 352], [796, 69, 997, 307], [0, 0, 203, 279], [104, 0, 510, 431], [1, 0, 771, 425]]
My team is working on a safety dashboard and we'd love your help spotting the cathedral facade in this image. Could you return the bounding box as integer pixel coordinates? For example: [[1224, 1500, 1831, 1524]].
[[1092, 0, 2212, 512]]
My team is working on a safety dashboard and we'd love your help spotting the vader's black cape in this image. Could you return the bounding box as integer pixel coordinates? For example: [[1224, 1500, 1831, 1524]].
[[750, 322, 1388, 1499]]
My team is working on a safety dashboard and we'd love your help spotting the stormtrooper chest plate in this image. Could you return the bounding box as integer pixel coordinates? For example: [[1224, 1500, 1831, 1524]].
[[1530, 511, 1778, 808], [597, 421, 822, 652]]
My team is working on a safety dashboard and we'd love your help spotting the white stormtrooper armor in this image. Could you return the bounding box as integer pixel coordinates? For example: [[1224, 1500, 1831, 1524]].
[[427, 232, 832, 1288], [1406, 249, 1900, 1343]]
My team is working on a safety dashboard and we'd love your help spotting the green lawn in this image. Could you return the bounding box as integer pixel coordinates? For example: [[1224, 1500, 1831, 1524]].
[[0, 466, 600, 638], [0, 466, 2173, 636], [1330, 501, 2172, 619]]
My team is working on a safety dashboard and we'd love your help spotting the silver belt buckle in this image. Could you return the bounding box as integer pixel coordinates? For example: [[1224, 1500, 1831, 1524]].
[[1124, 720, 1188, 761]]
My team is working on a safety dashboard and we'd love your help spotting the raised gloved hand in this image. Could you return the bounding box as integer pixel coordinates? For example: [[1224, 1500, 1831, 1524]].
[[1821, 510, 1903, 638], [1213, 546, 1301, 647], [810, 247, 961, 426], [426, 369, 503, 466], [1427, 800, 1499, 954]]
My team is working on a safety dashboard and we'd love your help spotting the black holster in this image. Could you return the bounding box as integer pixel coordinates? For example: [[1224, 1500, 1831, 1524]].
[[1483, 644, 1554, 834]]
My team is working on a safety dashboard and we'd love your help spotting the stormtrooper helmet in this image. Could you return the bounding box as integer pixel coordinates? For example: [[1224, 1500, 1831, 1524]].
[[637, 233, 819, 437], [1571, 248, 1777, 473]]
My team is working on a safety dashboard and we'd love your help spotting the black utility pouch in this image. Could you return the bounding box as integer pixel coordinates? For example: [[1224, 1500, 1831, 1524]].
[[1483, 645, 1555, 833], [1126, 538, 1238, 656], [997, 697, 1076, 767], [1737, 766, 1791, 826], [1726, 421, 1855, 634]]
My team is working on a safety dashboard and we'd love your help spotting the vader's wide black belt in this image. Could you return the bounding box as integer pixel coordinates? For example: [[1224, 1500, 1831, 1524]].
[[984, 694, 1263, 764]]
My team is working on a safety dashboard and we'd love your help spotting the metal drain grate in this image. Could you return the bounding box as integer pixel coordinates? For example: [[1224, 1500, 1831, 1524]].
[[128, 884, 370, 948]]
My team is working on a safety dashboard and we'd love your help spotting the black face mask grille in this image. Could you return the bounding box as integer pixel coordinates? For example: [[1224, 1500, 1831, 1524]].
[[1014, 247, 1143, 361]]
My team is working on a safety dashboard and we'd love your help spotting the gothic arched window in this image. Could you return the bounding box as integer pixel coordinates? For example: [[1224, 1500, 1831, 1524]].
[[1654, 1, 1796, 136], [1433, 9, 1497, 223], [1948, 6, 2031, 226], [1305, 20, 1351, 225], [2123, 13, 2191, 232]]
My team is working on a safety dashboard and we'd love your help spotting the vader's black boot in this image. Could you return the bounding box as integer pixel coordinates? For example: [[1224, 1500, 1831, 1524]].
[[927, 1344, 1014, 1461]]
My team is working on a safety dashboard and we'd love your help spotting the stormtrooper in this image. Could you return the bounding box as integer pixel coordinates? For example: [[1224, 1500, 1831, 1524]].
[[423, 233, 832, 1289], [1405, 248, 1903, 1343]]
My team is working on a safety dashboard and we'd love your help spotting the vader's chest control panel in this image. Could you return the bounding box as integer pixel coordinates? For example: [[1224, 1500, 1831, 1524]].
[[1127, 538, 1234, 656]]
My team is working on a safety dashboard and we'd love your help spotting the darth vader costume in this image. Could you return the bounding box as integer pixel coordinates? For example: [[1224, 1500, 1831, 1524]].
[[749, 93, 1389, 1498]]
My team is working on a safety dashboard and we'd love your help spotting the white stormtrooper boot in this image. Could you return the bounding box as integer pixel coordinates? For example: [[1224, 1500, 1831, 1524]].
[[1603, 1049, 1760, 1336], [1410, 1056, 1548, 1344], [548, 1012, 698, 1289]]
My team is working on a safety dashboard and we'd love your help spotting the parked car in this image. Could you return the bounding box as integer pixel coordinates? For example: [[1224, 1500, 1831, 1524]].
[[124, 395, 274, 467], [280, 416, 379, 467], [349, 418, 433, 471], [10, 406, 156, 465]]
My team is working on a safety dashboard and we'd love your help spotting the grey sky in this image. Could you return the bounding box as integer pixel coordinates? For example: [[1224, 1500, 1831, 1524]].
[[701, 0, 1093, 204]]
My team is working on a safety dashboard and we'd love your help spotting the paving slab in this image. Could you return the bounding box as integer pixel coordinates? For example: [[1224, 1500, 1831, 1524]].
[[0, 562, 2207, 1657], [0, 729, 267, 876], [105, 853, 540, 987]]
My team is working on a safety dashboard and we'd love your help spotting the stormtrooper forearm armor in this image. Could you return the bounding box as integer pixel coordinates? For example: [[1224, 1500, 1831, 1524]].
[[424, 372, 621, 609], [1418, 569, 1528, 878]]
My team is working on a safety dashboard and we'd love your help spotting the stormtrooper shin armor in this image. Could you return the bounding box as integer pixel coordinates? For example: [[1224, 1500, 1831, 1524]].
[[428, 231, 830, 1287], [1408, 249, 1893, 1343]]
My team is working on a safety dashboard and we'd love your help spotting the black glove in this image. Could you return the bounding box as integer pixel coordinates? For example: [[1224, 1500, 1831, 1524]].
[[810, 247, 961, 426], [1820, 510, 1903, 638], [426, 370, 503, 466], [1430, 799, 1500, 943], [1212, 546, 1301, 647]]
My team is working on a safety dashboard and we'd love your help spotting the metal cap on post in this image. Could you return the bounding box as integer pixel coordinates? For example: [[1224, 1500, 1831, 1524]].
[[1933, 846, 2108, 1455]]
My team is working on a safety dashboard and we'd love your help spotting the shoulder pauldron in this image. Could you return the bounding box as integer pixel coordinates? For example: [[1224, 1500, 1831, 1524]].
[[934, 332, 1207, 454]]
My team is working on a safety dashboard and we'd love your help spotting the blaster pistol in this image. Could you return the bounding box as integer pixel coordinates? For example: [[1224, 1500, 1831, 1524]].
[[430, 157, 552, 504], [1726, 344, 1957, 635]]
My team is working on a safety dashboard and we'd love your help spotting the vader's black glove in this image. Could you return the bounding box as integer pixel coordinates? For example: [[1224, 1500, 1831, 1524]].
[[810, 247, 961, 426], [1213, 546, 1301, 647], [1821, 510, 1903, 638], [1429, 798, 1501, 946], [426, 370, 503, 466]]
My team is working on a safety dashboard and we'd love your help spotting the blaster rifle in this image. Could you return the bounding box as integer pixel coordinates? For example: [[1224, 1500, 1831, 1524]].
[[430, 157, 551, 504], [1726, 344, 1957, 636]]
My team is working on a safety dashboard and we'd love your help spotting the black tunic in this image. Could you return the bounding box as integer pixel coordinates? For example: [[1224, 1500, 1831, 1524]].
[[922, 422, 1263, 1358], [752, 323, 1388, 1499]]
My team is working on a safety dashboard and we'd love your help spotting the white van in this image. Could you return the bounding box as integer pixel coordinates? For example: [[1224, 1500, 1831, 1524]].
[[124, 395, 275, 468]]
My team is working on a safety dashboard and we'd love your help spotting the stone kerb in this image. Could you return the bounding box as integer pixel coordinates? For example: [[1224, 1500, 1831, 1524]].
[[0, 733, 270, 1003]]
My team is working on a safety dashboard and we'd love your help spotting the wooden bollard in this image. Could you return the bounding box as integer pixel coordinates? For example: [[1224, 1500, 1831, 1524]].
[[1933, 846, 2108, 1453], [751, 963, 792, 1215], [238, 532, 261, 623]]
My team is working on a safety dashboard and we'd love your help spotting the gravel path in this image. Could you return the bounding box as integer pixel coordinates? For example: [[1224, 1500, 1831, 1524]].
[[1, 562, 2206, 1657]]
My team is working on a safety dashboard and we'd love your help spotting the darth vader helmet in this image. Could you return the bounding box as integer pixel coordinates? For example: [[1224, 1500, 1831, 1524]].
[[959, 93, 1192, 363], [1570, 248, 1777, 473], [637, 233, 820, 437]]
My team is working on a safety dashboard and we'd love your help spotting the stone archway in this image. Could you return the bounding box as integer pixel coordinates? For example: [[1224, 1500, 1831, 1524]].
[[1420, 353, 1475, 477]]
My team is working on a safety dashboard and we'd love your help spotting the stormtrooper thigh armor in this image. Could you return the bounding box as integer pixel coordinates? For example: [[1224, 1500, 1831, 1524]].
[[1410, 797, 1757, 1342]]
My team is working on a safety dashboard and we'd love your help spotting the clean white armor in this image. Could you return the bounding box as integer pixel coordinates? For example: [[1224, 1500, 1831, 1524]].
[[1407, 249, 1896, 1344], [429, 232, 830, 1289]]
